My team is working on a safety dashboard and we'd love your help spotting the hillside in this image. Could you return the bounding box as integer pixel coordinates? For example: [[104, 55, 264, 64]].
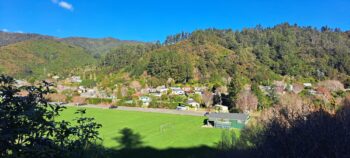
[[101, 23, 350, 85], [0, 39, 95, 79], [61, 37, 143, 56], [0, 31, 54, 46]]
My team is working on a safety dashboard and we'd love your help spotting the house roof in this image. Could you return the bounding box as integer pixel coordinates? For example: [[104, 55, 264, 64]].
[[208, 113, 249, 121]]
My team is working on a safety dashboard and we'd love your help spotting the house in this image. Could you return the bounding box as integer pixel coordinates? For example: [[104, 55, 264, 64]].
[[156, 86, 168, 94], [171, 87, 185, 95], [182, 86, 191, 92], [80, 89, 97, 98], [187, 98, 200, 108], [77, 86, 86, 94], [207, 113, 249, 129], [194, 87, 206, 95], [70, 76, 82, 83], [303, 83, 312, 88], [259, 85, 271, 94], [149, 88, 157, 93], [52, 75, 60, 80], [150, 92, 162, 97], [214, 104, 229, 113], [308, 89, 317, 95], [139, 96, 151, 106]]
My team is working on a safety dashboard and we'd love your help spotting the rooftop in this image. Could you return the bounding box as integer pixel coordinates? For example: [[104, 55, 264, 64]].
[[207, 113, 249, 121]]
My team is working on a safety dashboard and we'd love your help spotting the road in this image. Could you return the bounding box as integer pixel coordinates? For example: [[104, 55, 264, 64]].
[[63, 104, 207, 117]]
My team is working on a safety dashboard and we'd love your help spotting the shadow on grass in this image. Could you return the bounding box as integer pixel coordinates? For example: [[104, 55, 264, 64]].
[[104, 146, 220, 158], [103, 127, 221, 158]]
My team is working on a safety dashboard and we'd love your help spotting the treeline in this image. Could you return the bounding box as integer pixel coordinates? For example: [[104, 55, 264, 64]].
[[100, 23, 350, 86], [164, 32, 191, 45]]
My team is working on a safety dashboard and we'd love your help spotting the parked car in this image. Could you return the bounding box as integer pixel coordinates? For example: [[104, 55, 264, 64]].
[[75, 102, 87, 106], [109, 105, 118, 109], [176, 105, 189, 111], [48, 102, 67, 105]]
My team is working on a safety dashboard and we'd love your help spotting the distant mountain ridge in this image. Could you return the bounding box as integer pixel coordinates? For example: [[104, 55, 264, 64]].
[[0, 31, 145, 79], [0, 31, 144, 55], [0, 31, 55, 46]]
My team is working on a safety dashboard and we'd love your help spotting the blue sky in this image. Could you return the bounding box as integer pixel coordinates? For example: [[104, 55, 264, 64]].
[[0, 0, 349, 42]]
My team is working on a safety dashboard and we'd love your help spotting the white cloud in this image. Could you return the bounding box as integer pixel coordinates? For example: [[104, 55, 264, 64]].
[[1, 29, 8, 32], [58, 1, 73, 11], [51, 0, 73, 11], [16, 30, 24, 33]]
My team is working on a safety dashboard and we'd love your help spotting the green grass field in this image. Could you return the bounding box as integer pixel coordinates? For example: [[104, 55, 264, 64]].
[[60, 107, 231, 149]]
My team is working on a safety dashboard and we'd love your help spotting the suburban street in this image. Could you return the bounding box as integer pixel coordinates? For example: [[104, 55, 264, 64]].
[[63, 104, 207, 117]]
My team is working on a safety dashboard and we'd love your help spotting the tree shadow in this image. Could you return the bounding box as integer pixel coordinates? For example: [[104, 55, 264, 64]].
[[114, 128, 143, 149], [107, 128, 220, 158]]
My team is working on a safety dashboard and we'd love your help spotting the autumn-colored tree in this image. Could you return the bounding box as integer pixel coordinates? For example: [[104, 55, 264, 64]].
[[129, 80, 142, 91], [317, 80, 345, 92], [236, 89, 258, 112], [46, 93, 67, 102], [202, 91, 214, 108], [72, 96, 86, 105]]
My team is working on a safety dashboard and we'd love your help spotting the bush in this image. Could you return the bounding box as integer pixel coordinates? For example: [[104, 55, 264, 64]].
[[86, 98, 113, 104], [0, 75, 102, 158]]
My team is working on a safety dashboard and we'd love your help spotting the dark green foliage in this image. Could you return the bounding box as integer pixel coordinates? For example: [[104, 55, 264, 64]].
[[0, 75, 102, 158], [97, 23, 350, 85], [251, 83, 272, 110], [228, 66, 243, 108], [217, 130, 238, 151], [164, 32, 191, 45], [147, 51, 193, 83]]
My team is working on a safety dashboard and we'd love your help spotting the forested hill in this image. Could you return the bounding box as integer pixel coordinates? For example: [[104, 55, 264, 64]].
[[0, 31, 54, 46], [0, 32, 144, 79], [60, 37, 143, 57], [102, 23, 350, 85], [0, 39, 96, 79], [1, 23, 350, 84]]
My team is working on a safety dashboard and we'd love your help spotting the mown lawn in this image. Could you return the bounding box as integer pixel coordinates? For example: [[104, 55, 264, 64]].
[[59, 107, 233, 149]]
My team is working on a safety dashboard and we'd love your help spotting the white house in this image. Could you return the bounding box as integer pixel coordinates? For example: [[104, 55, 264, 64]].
[[214, 104, 229, 113], [149, 88, 157, 93], [80, 89, 97, 98], [52, 75, 60, 80], [172, 88, 185, 95], [303, 83, 312, 88], [140, 96, 151, 102], [70, 76, 82, 83], [187, 98, 200, 108], [139, 96, 152, 106]]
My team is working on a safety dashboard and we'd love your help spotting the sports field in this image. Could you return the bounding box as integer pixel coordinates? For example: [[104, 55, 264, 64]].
[[60, 107, 230, 149]]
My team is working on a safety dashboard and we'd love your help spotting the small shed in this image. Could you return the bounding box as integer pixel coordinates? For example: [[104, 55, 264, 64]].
[[207, 113, 249, 129]]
